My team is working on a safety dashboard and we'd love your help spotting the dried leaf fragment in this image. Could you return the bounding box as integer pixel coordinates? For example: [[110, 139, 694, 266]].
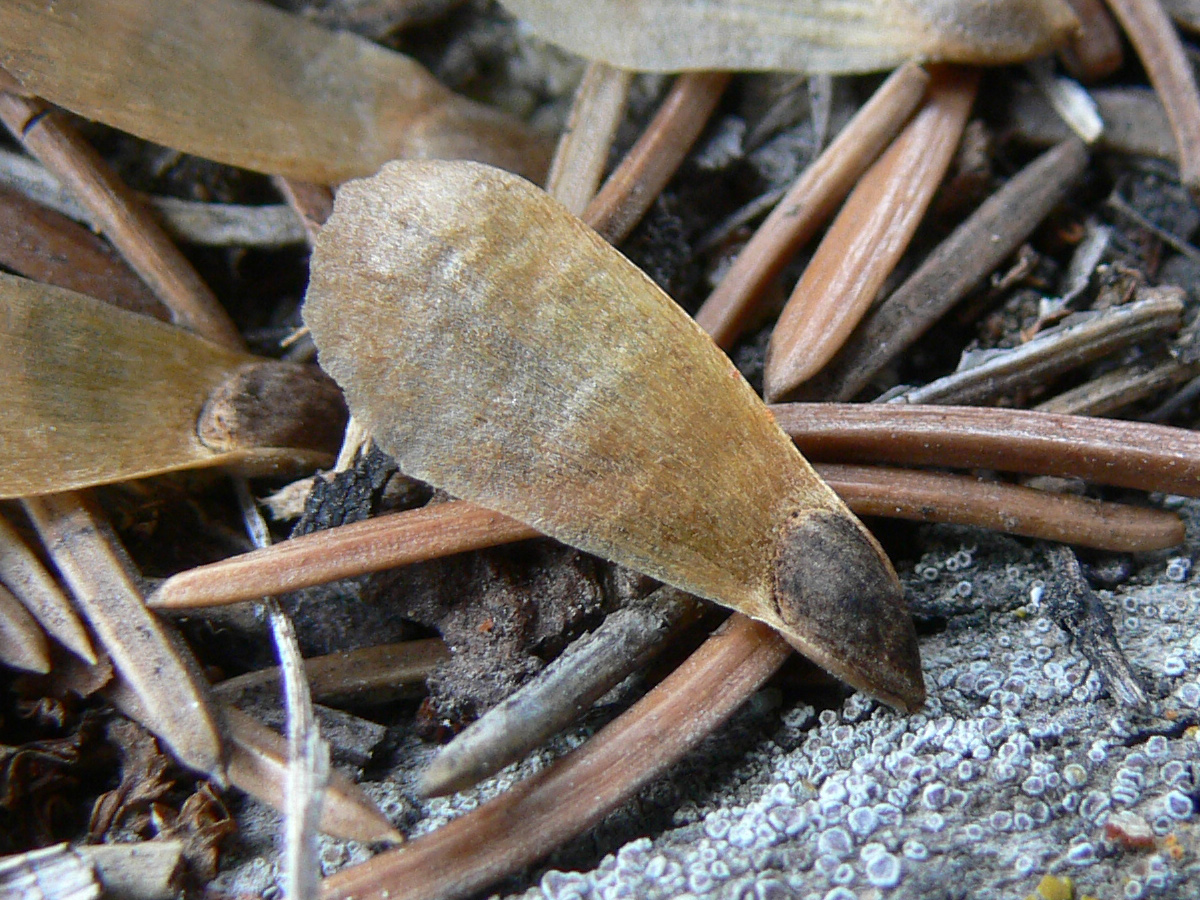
[[304, 160, 923, 711], [498, 0, 1079, 73]]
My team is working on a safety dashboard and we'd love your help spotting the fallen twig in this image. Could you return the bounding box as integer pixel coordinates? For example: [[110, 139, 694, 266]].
[[420, 586, 704, 796], [1034, 357, 1200, 415], [890, 292, 1184, 405]]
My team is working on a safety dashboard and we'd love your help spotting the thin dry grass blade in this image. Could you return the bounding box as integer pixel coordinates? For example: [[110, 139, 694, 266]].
[[818, 463, 1184, 551], [498, 0, 1078, 73], [0, 513, 95, 663], [763, 66, 978, 401], [774, 403, 1200, 497], [321, 615, 791, 900], [1102, 0, 1200, 193], [24, 492, 224, 778], [0, 0, 551, 185], [148, 502, 538, 610], [584, 71, 732, 245], [224, 706, 401, 845], [694, 62, 929, 349]]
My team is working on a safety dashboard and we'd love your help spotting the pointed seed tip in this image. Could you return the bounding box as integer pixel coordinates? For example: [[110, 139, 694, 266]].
[[771, 508, 923, 711]]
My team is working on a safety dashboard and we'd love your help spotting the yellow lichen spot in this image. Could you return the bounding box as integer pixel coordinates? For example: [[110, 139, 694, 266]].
[[1164, 834, 1185, 860], [1035, 874, 1075, 900]]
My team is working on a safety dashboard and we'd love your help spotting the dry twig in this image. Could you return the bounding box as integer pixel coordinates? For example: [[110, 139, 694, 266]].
[[420, 586, 704, 796], [222, 707, 400, 845], [893, 293, 1184, 405]]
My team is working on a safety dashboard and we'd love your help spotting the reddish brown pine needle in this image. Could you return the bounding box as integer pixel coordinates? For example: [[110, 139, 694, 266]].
[[762, 66, 978, 401], [693, 62, 930, 349], [148, 502, 538, 609], [818, 463, 1183, 551], [584, 71, 732, 244], [1103, 0, 1200, 194], [320, 615, 792, 900], [774, 403, 1200, 497]]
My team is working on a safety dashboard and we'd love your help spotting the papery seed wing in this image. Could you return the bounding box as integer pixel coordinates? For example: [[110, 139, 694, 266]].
[[304, 160, 923, 709], [497, 0, 1078, 73]]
